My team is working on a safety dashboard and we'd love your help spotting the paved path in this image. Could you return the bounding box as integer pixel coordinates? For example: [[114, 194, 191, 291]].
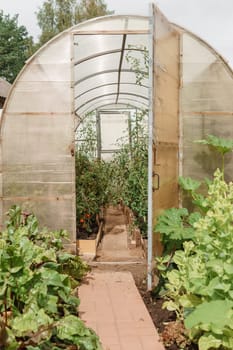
[[79, 271, 165, 350], [97, 206, 144, 262]]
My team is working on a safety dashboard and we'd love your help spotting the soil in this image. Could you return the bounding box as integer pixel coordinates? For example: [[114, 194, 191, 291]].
[[77, 223, 99, 239]]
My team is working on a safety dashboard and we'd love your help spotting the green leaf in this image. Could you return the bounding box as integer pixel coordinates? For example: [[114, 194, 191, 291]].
[[12, 308, 52, 336], [155, 208, 188, 238], [179, 294, 201, 308], [185, 300, 233, 331], [41, 268, 67, 288], [195, 134, 233, 155], [198, 334, 222, 350], [155, 208, 194, 249], [56, 315, 91, 339], [224, 263, 233, 275], [179, 176, 201, 192], [188, 212, 202, 225]]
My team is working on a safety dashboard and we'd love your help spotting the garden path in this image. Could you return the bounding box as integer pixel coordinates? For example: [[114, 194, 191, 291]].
[[79, 206, 165, 350], [79, 271, 165, 350], [96, 206, 145, 262]]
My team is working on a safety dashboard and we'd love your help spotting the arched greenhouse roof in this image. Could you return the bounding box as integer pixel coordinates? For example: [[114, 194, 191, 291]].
[[3, 15, 150, 126]]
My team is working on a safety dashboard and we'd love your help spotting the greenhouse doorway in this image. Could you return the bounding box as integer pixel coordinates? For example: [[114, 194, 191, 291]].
[[73, 6, 180, 289], [73, 21, 151, 264]]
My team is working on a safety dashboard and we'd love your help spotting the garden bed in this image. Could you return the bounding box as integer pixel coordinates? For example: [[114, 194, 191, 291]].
[[77, 220, 103, 258], [140, 291, 198, 350]]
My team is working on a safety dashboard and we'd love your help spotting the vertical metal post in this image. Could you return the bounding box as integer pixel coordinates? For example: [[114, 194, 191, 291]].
[[128, 111, 132, 158], [96, 110, 101, 160], [147, 3, 155, 291], [71, 33, 77, 248], [178, 34, 183, 207]]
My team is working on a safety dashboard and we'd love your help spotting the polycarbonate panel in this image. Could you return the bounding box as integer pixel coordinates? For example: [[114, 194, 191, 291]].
[[152, 8, 180, 256], [119, 84, 148, 98], [71, 15, 149, 33], [100, 113, 129, 151], [74, 34, 123, 61], [78, 95, 147, 115], [7, 82, 71, 113], [0, 31, 76, 244], [75, 52, 121, 82], [80, 99, 146, 115], [76, 84, 118, 108], [181, 32, 233, 184], [21, 63, 71, 82], [2, 199, 74, 235], [182, 115, 233, 182], [75, 71, 118, 89], [114, 98, 147, 108], [32, 35, 71, 64], [125, 34, 149, 49]]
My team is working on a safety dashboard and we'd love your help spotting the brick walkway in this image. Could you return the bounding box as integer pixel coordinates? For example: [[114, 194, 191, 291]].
[[79, 271, 165, 350]]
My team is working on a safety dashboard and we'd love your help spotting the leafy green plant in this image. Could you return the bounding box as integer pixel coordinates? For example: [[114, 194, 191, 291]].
[[109, 110, 148, 236], [155, 135, 233, 253], [126, 45, 149, 85], [76, 152, 110, 236], [0, 205, 101, 350], [155, 135, 233, 349], [195, 134, 233, 175], [155, 208, 201, 253], [157, 170, 233, 349]]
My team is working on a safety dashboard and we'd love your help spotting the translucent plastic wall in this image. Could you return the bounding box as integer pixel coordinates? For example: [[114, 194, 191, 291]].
[[180, 32, 233, 183], [99, 112, 129, 160], [0, 32, 76, 246], [152, 8, 180, 255]]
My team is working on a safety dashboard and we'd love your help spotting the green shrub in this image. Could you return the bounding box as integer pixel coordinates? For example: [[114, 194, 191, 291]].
[[0, 206, 102, 350], [156, 134, 233, 350]]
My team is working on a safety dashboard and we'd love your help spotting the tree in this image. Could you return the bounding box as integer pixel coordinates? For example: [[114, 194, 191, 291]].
[[0, 11, 34, 83], [75, 0, 113, 22], [37, 0, 113, 46]]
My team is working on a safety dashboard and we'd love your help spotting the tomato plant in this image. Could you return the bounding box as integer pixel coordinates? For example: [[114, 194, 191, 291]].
[[75, 152, 110, 237], [109, 110, 148, 236]]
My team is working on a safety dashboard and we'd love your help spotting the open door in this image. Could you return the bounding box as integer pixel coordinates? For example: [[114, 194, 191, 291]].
[[147, 4, 180, 289]]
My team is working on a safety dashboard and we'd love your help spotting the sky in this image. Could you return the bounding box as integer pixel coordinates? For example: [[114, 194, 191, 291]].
[[1, 0, 233, 67]]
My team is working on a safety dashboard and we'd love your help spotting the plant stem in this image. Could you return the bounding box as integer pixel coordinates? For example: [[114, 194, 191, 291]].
[[4, 287, 8, 327], [222, 154, 225, 179]]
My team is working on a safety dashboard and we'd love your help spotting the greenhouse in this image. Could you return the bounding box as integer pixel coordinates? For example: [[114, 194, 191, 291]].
[[1, 4, 233, 290]]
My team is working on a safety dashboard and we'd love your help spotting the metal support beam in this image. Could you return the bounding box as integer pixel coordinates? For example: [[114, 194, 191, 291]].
[[147, 3, 155, 291], [96, 110, 102, 160]]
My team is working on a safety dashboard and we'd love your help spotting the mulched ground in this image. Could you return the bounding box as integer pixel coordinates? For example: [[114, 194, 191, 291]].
[[138, 285, 198, 350]]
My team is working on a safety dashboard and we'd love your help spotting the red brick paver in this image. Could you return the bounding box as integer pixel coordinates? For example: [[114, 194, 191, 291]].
[[79, 271, 165, 350]]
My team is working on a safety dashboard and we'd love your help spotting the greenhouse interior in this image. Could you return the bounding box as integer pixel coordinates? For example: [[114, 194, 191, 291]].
[[1, 4, 233, 289]]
